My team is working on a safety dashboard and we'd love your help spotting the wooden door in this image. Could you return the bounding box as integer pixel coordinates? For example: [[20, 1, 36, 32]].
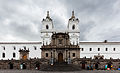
[[82, 63, 85, 69], [58, 53, 63, 62]]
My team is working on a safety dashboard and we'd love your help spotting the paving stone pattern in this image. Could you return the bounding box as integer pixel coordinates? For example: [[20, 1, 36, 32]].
[[0, 70, 120, 73]]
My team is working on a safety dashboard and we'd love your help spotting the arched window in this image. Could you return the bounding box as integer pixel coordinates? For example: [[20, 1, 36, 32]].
[[72, 25, 75, 30], [13, 53, 16, 58], [46, 25, 49, 29], [2, 53, 5, 58]]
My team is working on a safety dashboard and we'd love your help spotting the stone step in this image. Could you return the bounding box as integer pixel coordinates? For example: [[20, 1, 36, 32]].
[[40, 62, 81, 71]]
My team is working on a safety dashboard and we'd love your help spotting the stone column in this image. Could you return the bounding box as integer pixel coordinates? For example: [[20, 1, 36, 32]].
[[51, 50, 53, 58], [69, 51, 70, 58]]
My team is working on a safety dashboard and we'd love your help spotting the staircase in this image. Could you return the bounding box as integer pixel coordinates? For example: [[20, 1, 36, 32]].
[[40, 62, 81, 71]]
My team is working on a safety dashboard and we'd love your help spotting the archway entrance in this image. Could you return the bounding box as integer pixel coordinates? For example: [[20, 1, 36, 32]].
[[108, 63, 111, 69], [82, 63, 85, 69], [95, 63, 99, 69], [35, 63, 40, 70], [58, 53, 63, 62], [20, 63, 26, 69], [9, 63, 13, 69], [23, 63, 26, 69]]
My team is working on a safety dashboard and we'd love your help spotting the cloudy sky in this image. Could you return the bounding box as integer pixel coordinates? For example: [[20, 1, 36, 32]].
[[0, 0, 120, 42]]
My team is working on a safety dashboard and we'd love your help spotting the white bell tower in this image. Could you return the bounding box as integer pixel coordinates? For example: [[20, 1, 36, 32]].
[[41, 11, 54, 45], [68, 11, 80, 45]]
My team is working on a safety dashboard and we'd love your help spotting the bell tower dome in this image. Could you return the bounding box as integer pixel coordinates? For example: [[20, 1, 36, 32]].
[[41, 11, 54, 45], [42, 11, 53, 30], [68, 11, 80, 45], [68, 11, 79, 30]]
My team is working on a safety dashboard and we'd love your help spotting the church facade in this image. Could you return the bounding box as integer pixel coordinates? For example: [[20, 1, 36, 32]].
[[41, 33, 80, 63], [0, 11, 120, 70]]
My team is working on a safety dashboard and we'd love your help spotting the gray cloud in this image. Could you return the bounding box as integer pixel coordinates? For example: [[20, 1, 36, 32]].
[[0, 0, 120, 42]]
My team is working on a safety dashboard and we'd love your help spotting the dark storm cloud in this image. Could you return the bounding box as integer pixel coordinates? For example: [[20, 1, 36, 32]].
[[0, 0, 120, 41], [60, 0, 120, 41]]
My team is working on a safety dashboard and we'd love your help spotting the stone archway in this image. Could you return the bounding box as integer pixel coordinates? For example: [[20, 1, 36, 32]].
[[107, 61, 112, 69], [20, 63, 27, 69], [58, 53, 63, 62], [95, 63, 99, 69], [9, 63, 13, 69], [35, 62, 40, 70], [82, 63, 85, 69], [108, 63, 111, 69], [23, 63, 26, 69]]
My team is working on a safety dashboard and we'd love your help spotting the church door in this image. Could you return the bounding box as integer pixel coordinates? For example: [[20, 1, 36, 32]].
[[58, 53, 63, 62], [82, 63, 85, 69]]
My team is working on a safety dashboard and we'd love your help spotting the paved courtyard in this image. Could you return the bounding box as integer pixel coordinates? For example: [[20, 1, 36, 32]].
[[0, 70, 120, 73]]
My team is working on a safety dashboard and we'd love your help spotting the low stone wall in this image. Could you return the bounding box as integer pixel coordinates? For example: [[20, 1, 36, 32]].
[[71, 58, 120, 70], [0, 58, 120, 70], [0, 58, 49, 70]]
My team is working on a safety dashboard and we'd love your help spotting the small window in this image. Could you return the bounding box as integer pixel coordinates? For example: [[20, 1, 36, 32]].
[[2, 53, 5, 58], [46, 25, 49, 29], [13, 53, 16, 58], [72, 25, 75, 30], [106, 48, 108, 51], [73, 53, 75, 57], [34, 46, 37, 50], [3, 46, 5, 50], [90, 48, 92, 51], [98, 48, 100, 51], [13, 46, 16, 50], [46, 53, 48, 57], [23, 46, 26, 50], [113, 48, 115, 51], [81, 48, 84, 51]]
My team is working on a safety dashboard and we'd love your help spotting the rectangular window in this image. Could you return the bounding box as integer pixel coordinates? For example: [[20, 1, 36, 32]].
[[106, 48, 108, 51], [73, 53, 75, 57], [90, 48, 92, 51], [46, 53, 48, 57], [2, 53, 5, 58], [13, 53, 16, 58], [113, 48, 115, 51], [98, 48, 100, 51]]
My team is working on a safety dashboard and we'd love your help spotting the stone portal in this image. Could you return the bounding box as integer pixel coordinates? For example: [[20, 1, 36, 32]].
[[41, 33, 80, 63], [58, 53, 63, 62]]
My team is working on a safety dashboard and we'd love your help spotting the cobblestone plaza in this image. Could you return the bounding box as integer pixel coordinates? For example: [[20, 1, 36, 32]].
[[0, 70, 120, 73]]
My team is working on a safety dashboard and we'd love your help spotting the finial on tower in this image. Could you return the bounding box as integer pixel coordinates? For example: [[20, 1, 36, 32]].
[[47, 11, 49, 18], [72, 11, 75, 18]]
